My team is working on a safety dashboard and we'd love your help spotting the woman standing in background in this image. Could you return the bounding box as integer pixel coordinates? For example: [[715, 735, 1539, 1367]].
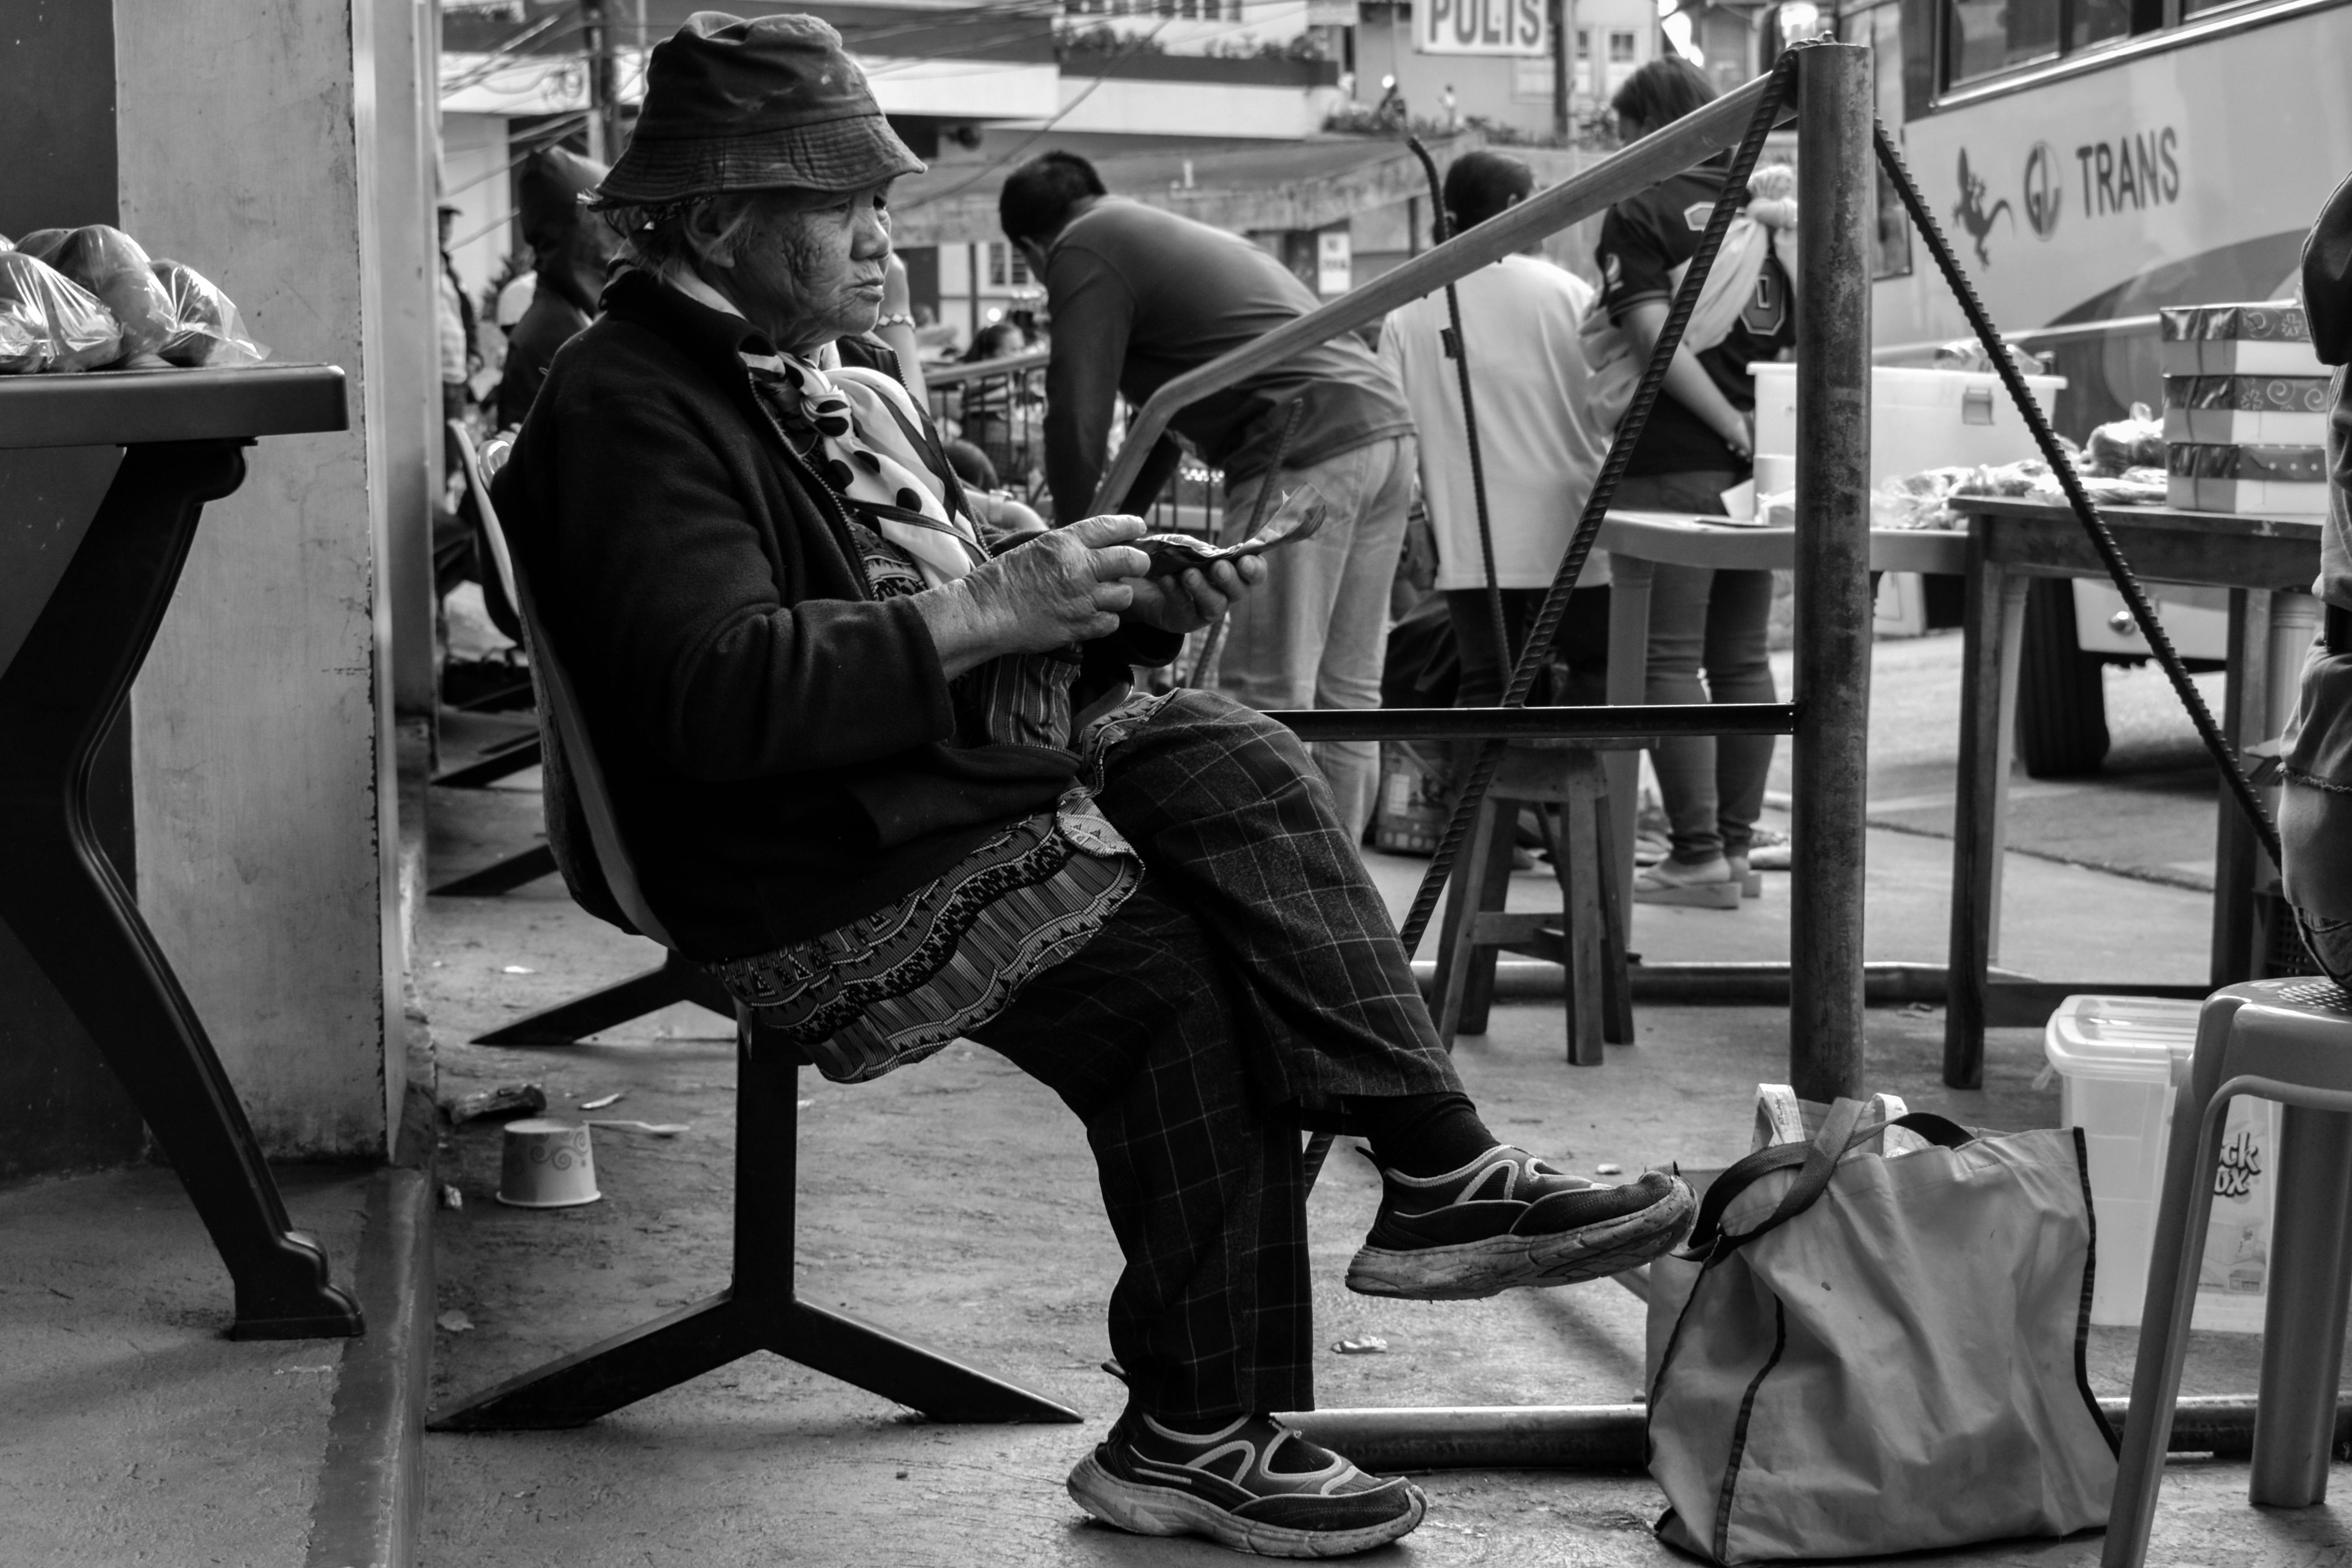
[[1594, 57, 1796, 910]]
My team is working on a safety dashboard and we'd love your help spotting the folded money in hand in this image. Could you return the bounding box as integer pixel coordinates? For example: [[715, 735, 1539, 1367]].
[[1139, 483, 1329, 574]]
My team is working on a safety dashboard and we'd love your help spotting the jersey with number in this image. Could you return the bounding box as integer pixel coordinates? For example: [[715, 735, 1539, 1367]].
[[1594, 151, 1794, 477]]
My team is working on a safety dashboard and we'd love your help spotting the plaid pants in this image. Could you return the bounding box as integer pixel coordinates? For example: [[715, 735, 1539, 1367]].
[[973, 690, 1461, 1420]]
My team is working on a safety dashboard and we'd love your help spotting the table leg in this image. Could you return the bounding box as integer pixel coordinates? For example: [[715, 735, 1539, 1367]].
[[0, 441, 359, 1338], [1944, 538, 2026, 1089], [1603, 553, 1655, 946], [2211, 589, 2269, 986]]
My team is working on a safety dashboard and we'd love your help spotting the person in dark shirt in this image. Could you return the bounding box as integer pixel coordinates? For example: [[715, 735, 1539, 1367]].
[[1594, 57, 1796, 909], [496, 148, 620, 431], [1000, 153, 1417, 835]]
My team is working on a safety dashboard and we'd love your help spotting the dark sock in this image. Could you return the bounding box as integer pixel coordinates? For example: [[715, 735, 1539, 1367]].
[[1349, 1091, 1499, 1179]]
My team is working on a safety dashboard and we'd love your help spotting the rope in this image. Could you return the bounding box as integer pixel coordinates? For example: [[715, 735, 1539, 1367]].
[[1301, 51, 1803, 1188], [1872, 123, 2283, 869]]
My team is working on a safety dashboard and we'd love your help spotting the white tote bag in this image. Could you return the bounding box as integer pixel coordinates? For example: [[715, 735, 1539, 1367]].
[[1646, 1099, 2119, 1564]]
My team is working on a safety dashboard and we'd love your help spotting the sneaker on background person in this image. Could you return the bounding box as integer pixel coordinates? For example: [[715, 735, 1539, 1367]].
[[1633, 853, 1743, 909]]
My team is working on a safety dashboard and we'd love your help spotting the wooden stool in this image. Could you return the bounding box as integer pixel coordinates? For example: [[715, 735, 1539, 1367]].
[[1429, 744, 1633, 1065]]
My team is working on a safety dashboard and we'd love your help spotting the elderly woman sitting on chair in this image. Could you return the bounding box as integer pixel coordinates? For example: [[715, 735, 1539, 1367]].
[[495, 13, 1690, 1558]]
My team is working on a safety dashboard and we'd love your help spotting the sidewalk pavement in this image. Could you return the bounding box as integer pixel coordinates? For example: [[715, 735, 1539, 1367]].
[[0, 1166, 372, 1568], [2, 719, 2329, 1568], [409, 784, 2348, 1566]]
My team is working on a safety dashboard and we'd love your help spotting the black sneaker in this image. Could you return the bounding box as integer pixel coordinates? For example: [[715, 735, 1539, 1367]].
[[1067, 1409, 1426, 1558], [1346, 1147, 1694, 1300]]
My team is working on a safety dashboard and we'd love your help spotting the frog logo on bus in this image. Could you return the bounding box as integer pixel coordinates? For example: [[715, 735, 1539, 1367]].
[[2022, 142, 2062, 241], [1952, 149, 2014, 267]]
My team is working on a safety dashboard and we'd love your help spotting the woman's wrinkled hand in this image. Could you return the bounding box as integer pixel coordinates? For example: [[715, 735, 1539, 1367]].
[[916, 514, 1150, 678], [1121, 553, 1267, 635]]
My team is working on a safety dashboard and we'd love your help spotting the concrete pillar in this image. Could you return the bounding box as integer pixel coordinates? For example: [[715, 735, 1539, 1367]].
[[114, 0, 408, 1157], [379, 0, 445, 719]]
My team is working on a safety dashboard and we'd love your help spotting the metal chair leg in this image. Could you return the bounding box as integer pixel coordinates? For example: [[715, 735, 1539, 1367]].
[[473, 951, 732, 1045], [432, 1019, 1079, 1431], [430, 843, 558, 898]]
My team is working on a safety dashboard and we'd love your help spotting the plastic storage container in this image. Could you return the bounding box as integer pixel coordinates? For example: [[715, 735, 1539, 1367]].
[[2043, 994, 2278, 1331], [1749, 363, 2067, 486]]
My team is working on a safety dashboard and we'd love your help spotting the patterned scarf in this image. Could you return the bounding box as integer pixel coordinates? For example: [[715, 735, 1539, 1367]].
[[655, 264, 989, 586]]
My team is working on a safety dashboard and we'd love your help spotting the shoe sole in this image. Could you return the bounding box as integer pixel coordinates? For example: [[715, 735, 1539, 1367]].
[[1633, 880, 1742, 909], [1066, 1454, 1427, 1558], [1343, 1179, 1696, 1301]]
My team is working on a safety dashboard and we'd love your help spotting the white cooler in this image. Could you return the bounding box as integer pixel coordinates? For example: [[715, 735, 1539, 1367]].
[[2043, 994, 2278, 1332], [1748, 363, 2067, 485]]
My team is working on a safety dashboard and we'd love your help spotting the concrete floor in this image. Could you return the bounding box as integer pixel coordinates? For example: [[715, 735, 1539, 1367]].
[[413, 803, 2337, 1567], [0, 1164, 372, 1567], [398, 627, 2328, 1565]]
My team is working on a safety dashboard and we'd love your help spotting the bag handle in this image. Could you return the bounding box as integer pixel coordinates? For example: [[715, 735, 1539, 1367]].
[[1677, 1101, 1976, 1261]]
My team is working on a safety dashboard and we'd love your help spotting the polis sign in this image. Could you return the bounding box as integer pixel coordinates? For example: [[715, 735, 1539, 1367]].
[[1417, 0, 1549, 56]]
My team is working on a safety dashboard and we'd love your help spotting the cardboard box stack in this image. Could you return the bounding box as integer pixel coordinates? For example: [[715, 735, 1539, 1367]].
[[2160, 302, 2331, 515]]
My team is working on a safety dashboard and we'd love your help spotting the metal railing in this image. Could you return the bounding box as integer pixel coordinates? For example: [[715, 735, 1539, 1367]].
[[923, 345, 1225, 536], [920, 347, 1049, 501]]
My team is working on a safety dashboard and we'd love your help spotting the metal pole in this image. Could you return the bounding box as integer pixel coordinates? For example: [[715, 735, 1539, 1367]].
[[582, 0, 617, 165], [1788, 42, 1873, 1103]]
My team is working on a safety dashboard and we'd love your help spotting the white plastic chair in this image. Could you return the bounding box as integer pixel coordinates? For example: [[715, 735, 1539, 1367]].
[[2103, 976, 2352, 1566]]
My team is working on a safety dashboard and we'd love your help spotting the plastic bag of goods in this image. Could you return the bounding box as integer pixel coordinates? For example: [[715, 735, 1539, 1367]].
[[12, 228, 68, 263], [151, 259, 266, 367], [2084, 402, 2166, 476], [0, 251, 123, 373], [43, 225, 178, 362]]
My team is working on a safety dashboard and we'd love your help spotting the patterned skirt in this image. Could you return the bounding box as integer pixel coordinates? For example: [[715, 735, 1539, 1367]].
[[709, 695, 1167, 1083]]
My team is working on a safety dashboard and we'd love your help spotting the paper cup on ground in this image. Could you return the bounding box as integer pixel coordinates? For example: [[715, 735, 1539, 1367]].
[[496, 1119, 601, 1208]]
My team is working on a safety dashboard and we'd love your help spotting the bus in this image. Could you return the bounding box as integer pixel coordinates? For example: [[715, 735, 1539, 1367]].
[[1837, 0, 2349, 773], [1848, 0, 2352, 432]]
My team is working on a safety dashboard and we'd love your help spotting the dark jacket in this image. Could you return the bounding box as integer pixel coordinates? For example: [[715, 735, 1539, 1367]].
[[496, 288, 591, 430], [492, 270, 1173, 961]]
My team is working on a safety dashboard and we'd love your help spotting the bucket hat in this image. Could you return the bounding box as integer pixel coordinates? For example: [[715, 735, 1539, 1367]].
[[588, 12, 924, 208]]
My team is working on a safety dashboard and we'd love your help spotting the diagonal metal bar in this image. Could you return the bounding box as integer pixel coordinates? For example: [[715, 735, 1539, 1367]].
[[1873, 122, 2282, 869], [1268, 703, 1797, 743]]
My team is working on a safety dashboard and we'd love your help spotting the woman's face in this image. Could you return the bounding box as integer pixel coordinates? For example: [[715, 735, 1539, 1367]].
[[706, 181, 895, 354]]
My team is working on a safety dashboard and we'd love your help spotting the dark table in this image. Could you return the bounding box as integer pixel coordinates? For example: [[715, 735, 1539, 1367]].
[[0, 365, 361, 1338], [1944, 497, 2323, 1086]]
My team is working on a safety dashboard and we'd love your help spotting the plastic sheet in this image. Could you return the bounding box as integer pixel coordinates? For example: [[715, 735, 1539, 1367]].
[[151, 258, 267, 367], [44, 225, 177, 361], [12, 228, 67, 263], [0, 251, 124, 374]]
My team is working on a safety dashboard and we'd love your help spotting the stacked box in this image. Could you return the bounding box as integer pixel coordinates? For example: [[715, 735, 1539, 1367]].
[[2158, 302, 2329, 513], [2160, 374, 2331, 445], [2165, 441, 2329, 515]]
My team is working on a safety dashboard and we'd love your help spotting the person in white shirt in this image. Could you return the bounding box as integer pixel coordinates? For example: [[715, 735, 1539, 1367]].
[[1379, 151, 1610, 720]]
